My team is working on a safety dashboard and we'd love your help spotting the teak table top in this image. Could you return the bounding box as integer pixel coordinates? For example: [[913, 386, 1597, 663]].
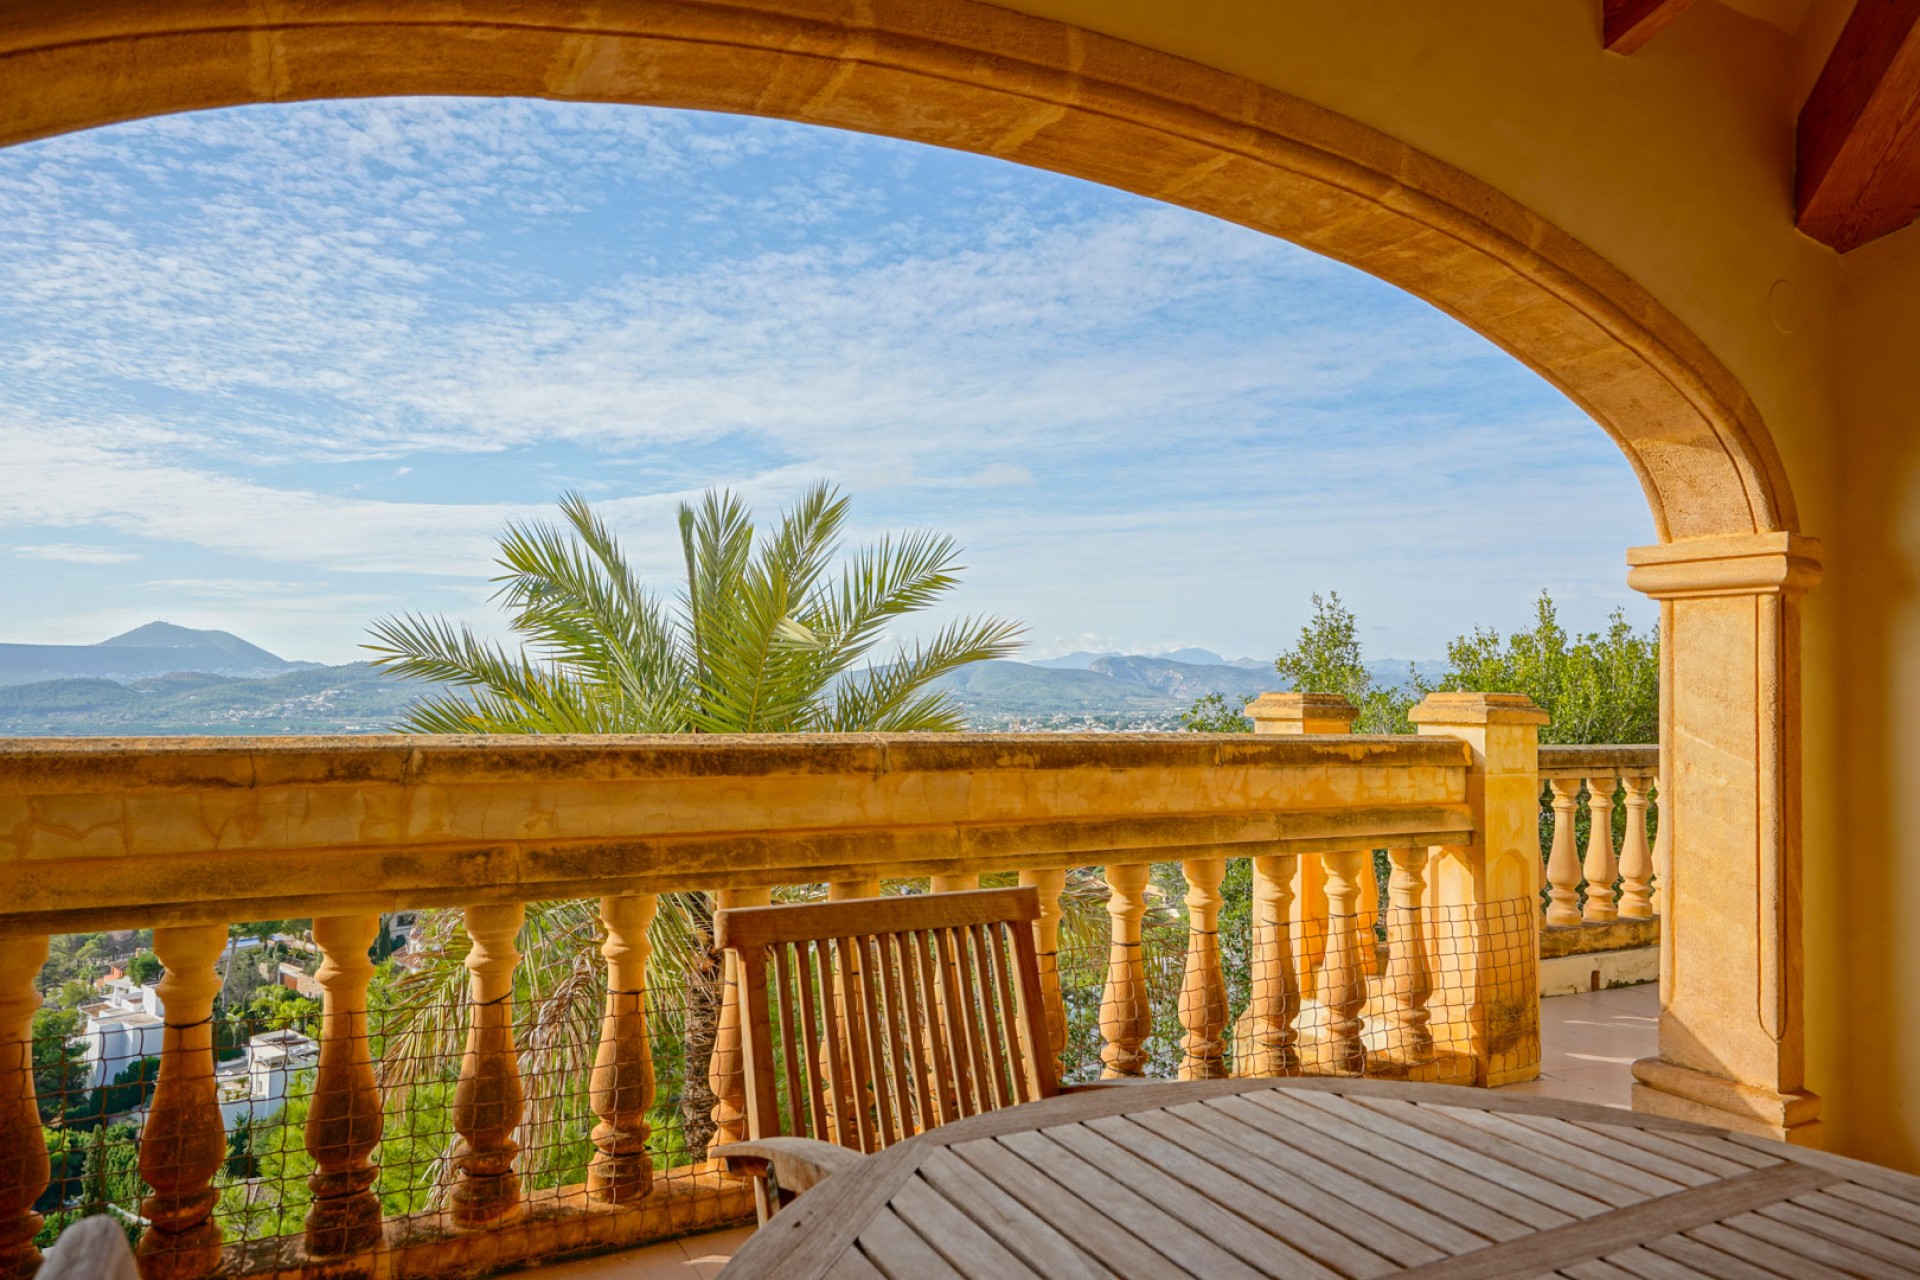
[[718, 1077, 1920, 1280]]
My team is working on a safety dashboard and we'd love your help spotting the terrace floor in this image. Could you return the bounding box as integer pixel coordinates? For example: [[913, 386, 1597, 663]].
[[541, 984, 1660, 1279]]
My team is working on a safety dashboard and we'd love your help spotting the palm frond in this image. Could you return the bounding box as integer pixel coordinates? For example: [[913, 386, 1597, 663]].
[[823, 614, 1025, 731]]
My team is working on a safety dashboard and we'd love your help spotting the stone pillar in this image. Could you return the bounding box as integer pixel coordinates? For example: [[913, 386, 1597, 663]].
[[710, 887, 771, 1152], [1410, 692, 1548, 1087], [139, 924, 228, 1280], [1233, 852, 1300, 1077], [589, 893, 657, 1203], [1017, 869, 1068, 1067], [1098, 863, 1151, 1078], [0, 935, 49, 1280], [1626, 532, 1823, 1143], [1176, 857, 1229, 1080], [451, 903, 524, 1228], [1244, 693, 1360, 1005], [304, 915, 384, 1262]]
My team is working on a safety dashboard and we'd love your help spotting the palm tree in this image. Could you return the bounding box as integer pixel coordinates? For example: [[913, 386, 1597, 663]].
[[363, 483, 1024, 1173]]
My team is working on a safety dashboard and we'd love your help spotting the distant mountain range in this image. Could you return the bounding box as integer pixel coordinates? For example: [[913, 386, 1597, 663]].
[[0, 624, 1445, 735], [0, 622, 317, 686]]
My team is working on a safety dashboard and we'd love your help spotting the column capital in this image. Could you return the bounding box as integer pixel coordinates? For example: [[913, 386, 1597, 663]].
[[1626, 532, 1823, 600], [1407, 691, 1549, 727], [1245, 692, 1359, 734]]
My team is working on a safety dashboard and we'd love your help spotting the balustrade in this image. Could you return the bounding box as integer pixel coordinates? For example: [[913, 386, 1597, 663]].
[[1537, 746, 1662, 933], [1, 711, 1556, 1280]]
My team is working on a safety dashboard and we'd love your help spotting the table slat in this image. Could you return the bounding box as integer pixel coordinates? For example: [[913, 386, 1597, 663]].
[[916, 1147, 1118, 1280], [888, 1173, 1046, 1280], [952, 1134, 1184, 1280]]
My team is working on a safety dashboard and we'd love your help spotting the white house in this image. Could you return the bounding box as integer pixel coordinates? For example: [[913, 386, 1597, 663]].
[[77, 978, 165, 1091]]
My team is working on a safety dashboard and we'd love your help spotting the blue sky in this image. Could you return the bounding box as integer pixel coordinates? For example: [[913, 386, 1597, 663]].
[[0, 98, 1655, 666]]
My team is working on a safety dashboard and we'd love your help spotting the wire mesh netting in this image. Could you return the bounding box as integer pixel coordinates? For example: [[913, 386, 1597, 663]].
[[27, 867, 1540, 1266]]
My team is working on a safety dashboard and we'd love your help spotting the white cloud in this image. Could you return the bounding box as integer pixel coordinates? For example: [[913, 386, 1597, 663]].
[[12, 543, 138, 564]]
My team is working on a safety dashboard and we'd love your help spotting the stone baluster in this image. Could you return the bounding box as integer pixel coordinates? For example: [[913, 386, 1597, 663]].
[[589, 893, 658, 1203], [710, 887, 772, 1153], [1098, 863, 1152, 1077], [1582, 776, 1620, 922], [304, 915, 384, 1260], [1384, 848, 1435, 1065], [930, 873, 980, 894], [1319, 851, 1370, 1074], [1650, 775, 1669, 917], [1617, 775, 1655, 919], [0, 935, 49, 1280], [1545, 779, 1584, 927], [1233, 852, 1300, 1076], [1177, 857, 1229, 1080], [451, 903, 524, 1228], [138, 924, 228, 1280], [1018, 869, 1068, 1066]]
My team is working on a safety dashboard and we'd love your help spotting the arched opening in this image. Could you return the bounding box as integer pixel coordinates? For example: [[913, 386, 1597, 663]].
[[0, 0, 1818, 1207]]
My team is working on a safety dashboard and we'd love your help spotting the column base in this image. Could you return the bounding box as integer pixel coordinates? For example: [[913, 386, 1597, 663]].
[[1631, 1056, 1823, 1143]]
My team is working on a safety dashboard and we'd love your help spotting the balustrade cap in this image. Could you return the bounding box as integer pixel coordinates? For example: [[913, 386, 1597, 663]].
[[1244, 692, 1361, 726], [1407, 692, 1551, 726]]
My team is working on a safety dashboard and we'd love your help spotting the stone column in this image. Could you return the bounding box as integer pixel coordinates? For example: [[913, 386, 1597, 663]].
[[1626, 532, 1823, 1143], [1410, 692, 1548, 1087], [304, 915, 384, 1261], [589, 893, 657, 1203], [1017, 869, 1068, 1068], [1176, 857, 1229, 1079], [1098, 863, 1151, 1078], [1244, 693, 1360, 1007], [0, 935, 49, 1280], [139, 924, 228, 1280], [451, 903, 524, 1228]]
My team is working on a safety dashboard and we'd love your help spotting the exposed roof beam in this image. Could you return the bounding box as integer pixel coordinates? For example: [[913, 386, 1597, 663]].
[[1798, 0, 1920, 251], [1603, 0, 1702, 53]]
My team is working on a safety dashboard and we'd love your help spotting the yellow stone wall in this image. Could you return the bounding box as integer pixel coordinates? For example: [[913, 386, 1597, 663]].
[[2, 0, 1915, 1166]]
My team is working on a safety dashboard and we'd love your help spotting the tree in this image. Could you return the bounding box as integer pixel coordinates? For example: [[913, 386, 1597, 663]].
[[1273, 592, 1415, 733], [1178, 691, 1253, 733], [31, 1007, 86, 1124], [365, 484, 1024, 1162], [1426, 592, 1657, 744], [124, 951, 161, 986]]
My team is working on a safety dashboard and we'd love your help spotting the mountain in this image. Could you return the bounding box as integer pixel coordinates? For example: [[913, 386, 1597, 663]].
[[0, 622, 317, 687], [1029, 647, 1265, 671], [0, 663, 423, 735]]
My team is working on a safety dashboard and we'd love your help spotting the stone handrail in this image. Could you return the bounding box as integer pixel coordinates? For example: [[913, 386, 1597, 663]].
[[0, 696, 1545, 1280]]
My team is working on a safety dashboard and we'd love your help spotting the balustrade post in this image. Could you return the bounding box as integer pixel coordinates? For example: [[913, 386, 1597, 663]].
[[589, 893, 657, 1203], [1098, 863, 1151, 1078], [1651, 776, 1669, 918], [0, 935, 49, 1280], [304, 915, 384, 1261], [1319, 850, 1369, 1075], [451, 903, 524, 1228], [1177, 858, 1228, 1079], [1245, 693, 1359, 1009], [710, 887, 771, 1153], [1619, 776, 1655, 919], [1017, 870, 1068, 1066], [1385, 848, 1436, 1067], [1411, 692, 1548, 1087], [138, 924, 227, 1280], [1545, 779, 1583, 928], [1233, 853, 1300, 1076], [1583, 775, 1620, 923]]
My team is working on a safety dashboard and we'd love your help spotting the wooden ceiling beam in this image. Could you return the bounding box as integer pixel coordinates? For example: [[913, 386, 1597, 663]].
[[1603, 0, 1701, 54], [1798, 0, 1920, 252]]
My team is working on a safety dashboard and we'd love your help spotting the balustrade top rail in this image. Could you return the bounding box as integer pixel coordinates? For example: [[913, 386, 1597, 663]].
[[1536, 744, 1658, 779], [0, 732, 1472, 935]]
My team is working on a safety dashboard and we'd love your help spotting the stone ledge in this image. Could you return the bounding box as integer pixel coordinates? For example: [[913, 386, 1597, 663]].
[[1540, 917, 1660, 958]]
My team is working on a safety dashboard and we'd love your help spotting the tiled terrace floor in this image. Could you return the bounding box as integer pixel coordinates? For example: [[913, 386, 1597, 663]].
[[541, 984, 1659, 1277]]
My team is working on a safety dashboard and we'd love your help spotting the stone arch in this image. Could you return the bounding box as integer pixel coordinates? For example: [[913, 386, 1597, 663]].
[[0, 0, 1794, 541], [0, 0, 1819, 1138]]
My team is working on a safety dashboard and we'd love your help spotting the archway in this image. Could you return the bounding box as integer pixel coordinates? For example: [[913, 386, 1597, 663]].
[[0, 0, 1819, 1139]]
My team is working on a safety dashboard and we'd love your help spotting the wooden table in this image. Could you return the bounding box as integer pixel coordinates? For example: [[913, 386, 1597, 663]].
[[719, 1078, 1920, 1279]]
